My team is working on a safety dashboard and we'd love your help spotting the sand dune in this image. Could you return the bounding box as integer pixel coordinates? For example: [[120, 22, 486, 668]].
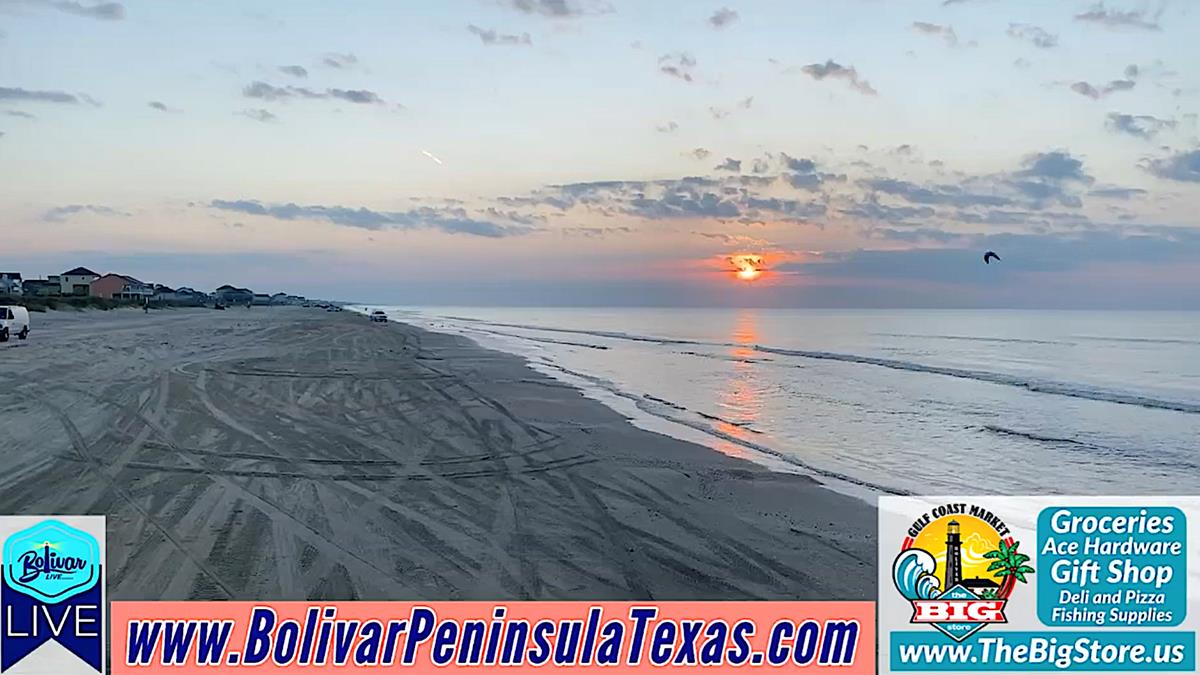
[[0, 307, 875, 600]]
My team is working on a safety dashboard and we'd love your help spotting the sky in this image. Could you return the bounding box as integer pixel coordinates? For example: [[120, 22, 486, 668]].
[[2, 0, 1199, 307]]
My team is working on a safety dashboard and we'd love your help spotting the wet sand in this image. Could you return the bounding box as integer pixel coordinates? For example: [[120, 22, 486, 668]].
[[0, 307, 875, 600]]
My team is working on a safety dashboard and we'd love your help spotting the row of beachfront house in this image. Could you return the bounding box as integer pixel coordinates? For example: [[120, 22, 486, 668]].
[[0, 268, 307, 306]]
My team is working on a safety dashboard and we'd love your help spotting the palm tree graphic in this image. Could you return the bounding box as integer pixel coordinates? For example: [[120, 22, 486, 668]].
[[984, 539, 1035, 585]]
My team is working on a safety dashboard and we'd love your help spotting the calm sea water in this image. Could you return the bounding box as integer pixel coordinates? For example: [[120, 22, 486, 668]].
[[372, 307, 1200, 498]]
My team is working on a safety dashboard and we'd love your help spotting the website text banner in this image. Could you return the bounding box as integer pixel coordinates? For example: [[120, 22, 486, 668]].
[[879, 496, 1199, 673], [110, 601, 874, 673]]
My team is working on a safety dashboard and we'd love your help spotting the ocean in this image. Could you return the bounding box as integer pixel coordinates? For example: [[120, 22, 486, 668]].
[[374, 307, 1200, 498]]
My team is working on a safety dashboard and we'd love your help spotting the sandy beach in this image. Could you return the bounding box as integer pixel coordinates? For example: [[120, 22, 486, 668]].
[[0, 307, 875, 600]]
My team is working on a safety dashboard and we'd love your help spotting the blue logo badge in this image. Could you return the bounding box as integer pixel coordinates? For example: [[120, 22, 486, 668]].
[[3, 520, 100, 604]]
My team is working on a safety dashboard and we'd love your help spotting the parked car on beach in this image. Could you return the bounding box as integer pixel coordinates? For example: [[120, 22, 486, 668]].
[[369, 310, 388, 323], [0, 305, 30, 342]]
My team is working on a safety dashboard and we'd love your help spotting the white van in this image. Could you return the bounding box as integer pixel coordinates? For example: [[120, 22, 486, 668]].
[[0, 306, 30, 342]]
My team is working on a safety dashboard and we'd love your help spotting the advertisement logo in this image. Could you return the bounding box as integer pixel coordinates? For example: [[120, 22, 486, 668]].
[[1, 517, 105, 674], [891, 504, 1033, 642]]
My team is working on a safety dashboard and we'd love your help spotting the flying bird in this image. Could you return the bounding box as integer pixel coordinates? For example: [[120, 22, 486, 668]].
[[420, 150, 443, 165], [983, 251, 1001, 265]]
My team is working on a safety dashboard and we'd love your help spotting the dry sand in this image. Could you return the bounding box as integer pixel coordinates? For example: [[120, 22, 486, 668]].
[[0, 307, 876, 600]]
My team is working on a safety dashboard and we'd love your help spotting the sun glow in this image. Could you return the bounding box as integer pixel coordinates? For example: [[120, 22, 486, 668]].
[[729, 254, 765, 282]]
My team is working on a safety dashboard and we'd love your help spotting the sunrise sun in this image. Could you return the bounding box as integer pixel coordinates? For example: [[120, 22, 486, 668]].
[[729, 254, 765, 282]]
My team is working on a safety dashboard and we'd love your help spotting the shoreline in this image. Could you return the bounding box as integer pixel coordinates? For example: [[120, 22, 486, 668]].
[[0, 307, 877, 600], [381, 307, 894, 500]]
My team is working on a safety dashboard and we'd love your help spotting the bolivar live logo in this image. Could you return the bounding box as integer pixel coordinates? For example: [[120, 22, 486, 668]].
[[892, 503, 1034, 642], [1, 518, 104, 674]]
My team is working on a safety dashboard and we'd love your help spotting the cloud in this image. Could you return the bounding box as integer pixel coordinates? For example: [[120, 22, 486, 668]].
[[42, 204, 130, 222], [1007, 23, 1058, 48], [321, 52, 358, 69], [655, 120, 678, 133], [242, 81, 303, 101], [850, 152, 1094, 214], [708, 7, 738, 29], [1069, 78, 1135, 99], [1089, 186, 1147, 199], [467, 24, 532, 45], [799, 60, 876, 95], [776, 154, 841, 191], [557, 226, 634, 238], [1106, 113, 1176, 139], [861, 177, 1011, 208], [236, 108, 278, 123], [147, 100, 180, 113], [1144, 149, 1200, 183], [4, 110, 36, 118], [0, 86, 82, 104], [17, 1, 125, 21], [1017, 150, 1090, 182], [912, 21, 958, 47], [1004, 150, 1094, 207], [209, 199, 531, 237], [503, 0, 598, 18], [278, 65, 308, 78], [476, 147, 1126, 245], [1075, 3, 1162, 31], [628, 189, 741, 220], [714, 157, 741, 172], [327, 88, 383, 104], [783, 155, 816, 173], [243, 81, 385, 105], [693, 231, 770, 246], [840, 201, 936, 223], [658, 52, 697, 82], [522, 173, 828, 225]]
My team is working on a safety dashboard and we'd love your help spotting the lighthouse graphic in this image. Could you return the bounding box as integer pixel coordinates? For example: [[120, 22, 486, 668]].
[[944, 519, 963, 588]]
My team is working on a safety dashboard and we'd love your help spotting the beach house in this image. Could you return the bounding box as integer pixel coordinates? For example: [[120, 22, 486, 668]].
[[173, 287, 209, 305], [213, 284, 254, 306], [21, 278, 59, 296], [0, 273, 22, 297], [60, 267, 100, 296], [90, 273, 155, 300]]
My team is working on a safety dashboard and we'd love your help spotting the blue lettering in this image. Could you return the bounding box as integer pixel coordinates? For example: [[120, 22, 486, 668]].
[[626, 607, 657, 665], [527, 620, 555, 665], [403, 607, 436, 665], [726, 620, 755, 664], [650, 621, 676, 666], [432, 621, 458, 665], [243, 607, 276, 666]]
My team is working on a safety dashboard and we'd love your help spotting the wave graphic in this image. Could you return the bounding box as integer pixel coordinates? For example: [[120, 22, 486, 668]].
[[893, 548, 941, 600]]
